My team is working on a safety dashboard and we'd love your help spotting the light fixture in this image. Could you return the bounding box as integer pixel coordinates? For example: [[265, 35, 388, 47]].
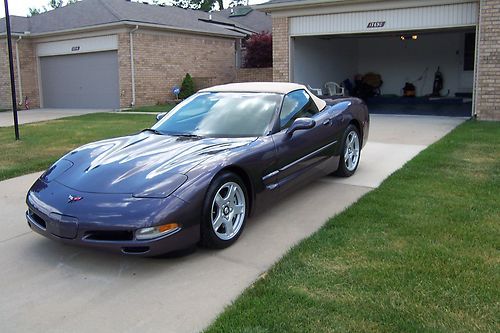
[[400, 34, 418, 41]]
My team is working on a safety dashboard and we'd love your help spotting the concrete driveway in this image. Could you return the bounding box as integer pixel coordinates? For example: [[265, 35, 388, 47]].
[[0, 108, 112, 127], [0, 115, 465, 333]]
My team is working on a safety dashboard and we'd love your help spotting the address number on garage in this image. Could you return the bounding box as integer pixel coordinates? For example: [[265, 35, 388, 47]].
[[367, 21, 386, 28]]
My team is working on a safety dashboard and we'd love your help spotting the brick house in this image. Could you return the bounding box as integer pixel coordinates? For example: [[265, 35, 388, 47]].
[[0, 0, 262, 109], [257, 0, 500, 120]]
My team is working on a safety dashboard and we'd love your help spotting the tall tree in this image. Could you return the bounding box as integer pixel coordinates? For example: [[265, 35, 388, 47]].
[[171, 0, 224, 11], [28, 0, 79, 17]]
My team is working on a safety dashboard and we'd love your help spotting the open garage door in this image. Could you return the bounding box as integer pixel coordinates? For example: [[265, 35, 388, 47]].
[[289, 1, 478, 117], [292, 29, 475, 117], [40, 51, 119, 109]]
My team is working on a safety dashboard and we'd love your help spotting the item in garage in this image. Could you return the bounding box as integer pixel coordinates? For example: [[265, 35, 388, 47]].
[[353, 73, 383, 101], [432, 66, 443, 97], [403, 82, 416, 97]]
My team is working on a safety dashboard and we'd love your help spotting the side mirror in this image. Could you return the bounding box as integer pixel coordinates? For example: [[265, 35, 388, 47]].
[[156, 112, 167, 122], [285, 118, 316, 136]]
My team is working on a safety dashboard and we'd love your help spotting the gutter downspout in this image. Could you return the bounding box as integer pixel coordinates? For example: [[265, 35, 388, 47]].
[[15, 36, 23, 106], [129, 25, 139, 107]]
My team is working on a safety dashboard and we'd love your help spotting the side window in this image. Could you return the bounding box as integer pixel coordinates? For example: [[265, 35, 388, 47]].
[[279, 90, 319, 129]]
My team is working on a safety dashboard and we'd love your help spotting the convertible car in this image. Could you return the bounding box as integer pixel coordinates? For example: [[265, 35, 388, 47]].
[[26, 82, 369, 256]]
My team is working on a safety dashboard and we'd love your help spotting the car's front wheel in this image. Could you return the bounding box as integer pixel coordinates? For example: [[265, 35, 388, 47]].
[[200, 172, 248, 249], [334, 124, 361, 177]]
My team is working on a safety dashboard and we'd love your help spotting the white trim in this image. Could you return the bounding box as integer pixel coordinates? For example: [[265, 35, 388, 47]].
[[36, 56, 43, 108], [257, 0, 478, 17], [1, 21, 242, 40], [37, 35, 118, 57], [15, 37, 23, 105], [130, 26, 139, 107], [289, 2, 478, 36]]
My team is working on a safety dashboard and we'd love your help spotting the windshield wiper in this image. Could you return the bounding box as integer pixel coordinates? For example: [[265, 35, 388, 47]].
[[141, 128, 164, 135], [171, 133, 204, 139]]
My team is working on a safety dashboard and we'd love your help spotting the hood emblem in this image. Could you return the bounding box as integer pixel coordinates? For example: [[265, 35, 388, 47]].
[[68, 195, 83, 203]]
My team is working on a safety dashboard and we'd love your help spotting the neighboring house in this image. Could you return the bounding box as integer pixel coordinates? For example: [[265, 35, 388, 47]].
[[0, 0, 251, 109], [256, 0, 500, 120], [218, 6, 272, 33]]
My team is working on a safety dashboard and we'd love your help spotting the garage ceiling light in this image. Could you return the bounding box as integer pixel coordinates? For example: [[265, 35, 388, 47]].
[[400, 34, 418, 41]]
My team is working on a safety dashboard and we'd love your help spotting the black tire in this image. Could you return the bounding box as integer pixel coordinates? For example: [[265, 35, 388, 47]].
[[334, 124, 361, 177], [200, 171, 248, 249]]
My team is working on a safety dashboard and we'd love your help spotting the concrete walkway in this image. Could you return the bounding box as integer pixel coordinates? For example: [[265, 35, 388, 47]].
[[0, 108, 112, 127], [0, 115, 465, 333]]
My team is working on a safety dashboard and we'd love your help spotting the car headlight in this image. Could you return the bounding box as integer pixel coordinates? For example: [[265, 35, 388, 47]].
[[40, 159, 73, 183], [133, 174, 188, 198], [136, 223, 180, 240]]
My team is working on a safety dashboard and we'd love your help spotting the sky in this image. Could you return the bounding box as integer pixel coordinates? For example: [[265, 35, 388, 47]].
[[0, 0, 269, 18]]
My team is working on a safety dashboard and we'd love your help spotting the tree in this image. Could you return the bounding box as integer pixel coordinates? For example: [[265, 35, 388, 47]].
[[229, 0, 247, 7], [28, 0, 79, 17], [171, 0, 224, 11], [179, 73, 196, 99], [243, 32, 272, 68]]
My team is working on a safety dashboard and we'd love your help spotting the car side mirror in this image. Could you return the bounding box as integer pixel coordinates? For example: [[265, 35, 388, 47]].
[[156, 112, 167, 122], [285, 118, 316, 136]]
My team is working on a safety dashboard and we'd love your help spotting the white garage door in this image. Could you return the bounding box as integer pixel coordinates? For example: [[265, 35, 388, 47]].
[[40, 51, 120, 109]]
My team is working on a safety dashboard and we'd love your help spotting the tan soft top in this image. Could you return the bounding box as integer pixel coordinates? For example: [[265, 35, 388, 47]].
[[200, 82, 327, 110]]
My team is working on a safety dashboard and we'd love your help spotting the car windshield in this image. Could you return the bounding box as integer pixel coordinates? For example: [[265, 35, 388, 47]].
[[152, 92, 282, 137]]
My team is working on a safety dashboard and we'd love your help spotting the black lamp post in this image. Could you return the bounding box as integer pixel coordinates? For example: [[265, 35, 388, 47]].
[[3, 0, 20, 140]]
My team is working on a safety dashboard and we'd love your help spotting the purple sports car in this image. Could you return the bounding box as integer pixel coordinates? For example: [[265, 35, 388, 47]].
[[26, 82, 369, 256]]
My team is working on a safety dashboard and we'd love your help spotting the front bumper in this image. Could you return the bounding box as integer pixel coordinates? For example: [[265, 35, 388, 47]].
[[26, 179, 200, 256]]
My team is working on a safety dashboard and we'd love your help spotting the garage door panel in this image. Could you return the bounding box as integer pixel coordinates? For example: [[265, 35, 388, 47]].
[[290, 2, 478, 36], [40, 51, 119, 109]]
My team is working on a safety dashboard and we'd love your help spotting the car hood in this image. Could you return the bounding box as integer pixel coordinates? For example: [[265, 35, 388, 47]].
[[54, 132, 256, 194]]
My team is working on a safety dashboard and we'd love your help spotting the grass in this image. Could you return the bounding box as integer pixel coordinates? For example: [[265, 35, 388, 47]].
[[122, 103, 176, 113], [205, 120, 500, 333], [0, 113, 153, 181]]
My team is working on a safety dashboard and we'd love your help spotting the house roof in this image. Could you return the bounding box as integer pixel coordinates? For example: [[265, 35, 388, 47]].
[[216, 6, 272, 33], [0, 0, 245, 38]]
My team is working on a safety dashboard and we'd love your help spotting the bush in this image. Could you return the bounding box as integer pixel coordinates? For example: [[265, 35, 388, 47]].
[[179, 73, 195, 99], [244, 32, 272, 68]]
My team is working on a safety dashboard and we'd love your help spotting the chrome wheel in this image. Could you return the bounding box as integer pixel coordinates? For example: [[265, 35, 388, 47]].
[[344, 130, 360, 172], [211, 182, 246, 241]]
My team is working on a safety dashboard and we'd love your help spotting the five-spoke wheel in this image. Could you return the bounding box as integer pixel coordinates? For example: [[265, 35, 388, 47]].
[[201, 172, 248, 248], [211, 182, 246, 241], [335, 124, 361, 177]]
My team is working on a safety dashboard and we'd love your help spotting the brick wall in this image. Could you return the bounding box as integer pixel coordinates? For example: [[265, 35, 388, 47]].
[[0, 38, 39, 110], [475, 0, 500, 120], [119, 30, 237, 107], [272, 17, 289, 82], [235, 67, 273, 82]]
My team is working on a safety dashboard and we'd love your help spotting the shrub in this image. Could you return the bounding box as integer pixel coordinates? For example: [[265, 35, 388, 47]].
[[244, 32, 272, 68], [179, 73, 195, 99]]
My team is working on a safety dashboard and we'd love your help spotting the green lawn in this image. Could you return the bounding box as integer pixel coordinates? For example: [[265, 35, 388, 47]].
[[206, 121, 500, 333], [0, 113, 153, 181], [122, 103, 176, 113]]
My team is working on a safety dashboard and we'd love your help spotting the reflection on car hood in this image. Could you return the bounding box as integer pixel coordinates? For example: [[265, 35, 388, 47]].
[[55, 132, 256, 194]]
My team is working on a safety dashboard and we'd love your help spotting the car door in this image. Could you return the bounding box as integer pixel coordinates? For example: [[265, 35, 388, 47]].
[[270, 90, 337, 190]]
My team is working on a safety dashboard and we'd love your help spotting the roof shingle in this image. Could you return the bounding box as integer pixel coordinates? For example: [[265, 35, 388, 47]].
[[0, 0, 245, 37]]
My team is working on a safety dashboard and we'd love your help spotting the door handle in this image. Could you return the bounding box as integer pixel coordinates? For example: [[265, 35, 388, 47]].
[[322, 119, 331, 126]]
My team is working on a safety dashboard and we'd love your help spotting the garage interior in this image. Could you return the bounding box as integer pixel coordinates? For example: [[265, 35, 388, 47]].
[[292, 28, 475, 117]]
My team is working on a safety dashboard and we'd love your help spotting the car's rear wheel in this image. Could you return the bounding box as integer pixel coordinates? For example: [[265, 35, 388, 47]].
[[200, 172, 248, 249], [334, 124, 361, 177]]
